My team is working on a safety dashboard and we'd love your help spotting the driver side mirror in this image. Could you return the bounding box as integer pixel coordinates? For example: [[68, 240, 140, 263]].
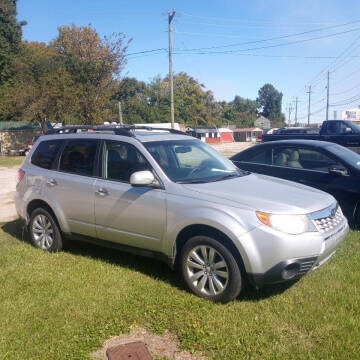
[[130, 170, 156, 187], [345, 127, 353, 134]]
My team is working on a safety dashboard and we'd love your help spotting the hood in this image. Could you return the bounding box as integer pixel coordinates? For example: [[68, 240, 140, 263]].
[[182, 173, 334, 215]]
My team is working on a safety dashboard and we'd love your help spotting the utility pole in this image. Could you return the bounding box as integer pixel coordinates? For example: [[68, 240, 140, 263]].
[[286, 103, 293, 126], [118, 101, 123, 125], [306, 85, 312, 125], [294, 97, 299, 125], [168, 9, 176, 129], [326, 71, 330, 121]]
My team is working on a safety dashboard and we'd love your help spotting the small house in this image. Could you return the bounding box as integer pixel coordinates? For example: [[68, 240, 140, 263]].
[[254, 116, 271, 129], [186, 126, 221, 143], [218, 128, 234, 143], [233, 127, 263, 142]]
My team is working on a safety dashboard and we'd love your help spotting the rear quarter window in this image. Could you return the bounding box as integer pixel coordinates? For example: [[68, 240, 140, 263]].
[[31, 140, 63, 170]]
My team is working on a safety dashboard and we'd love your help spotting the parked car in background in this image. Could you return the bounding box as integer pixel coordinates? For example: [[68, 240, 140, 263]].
[[231, 140, 360, 227], [15, 126, 348, 302], [25, 136, 39, 155], [262, 120, 360, 153]]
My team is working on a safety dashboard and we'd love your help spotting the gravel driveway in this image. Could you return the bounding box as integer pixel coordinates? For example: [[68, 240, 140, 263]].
[[0, 167, 18, 222]]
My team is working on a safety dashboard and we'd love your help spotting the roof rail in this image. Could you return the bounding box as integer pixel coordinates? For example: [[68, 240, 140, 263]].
[[45, 125, 187, 137]]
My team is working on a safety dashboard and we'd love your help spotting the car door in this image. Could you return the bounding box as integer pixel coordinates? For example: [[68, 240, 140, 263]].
[[94, 140, 166, 252], [272, 145, 352, 197], [41, 138, 99, 237]]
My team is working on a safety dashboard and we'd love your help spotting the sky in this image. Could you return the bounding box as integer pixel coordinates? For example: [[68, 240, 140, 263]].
[[17, 0, 360, 124]]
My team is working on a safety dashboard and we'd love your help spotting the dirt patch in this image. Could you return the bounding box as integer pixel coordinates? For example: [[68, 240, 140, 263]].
[[92, 326, 206, 360]]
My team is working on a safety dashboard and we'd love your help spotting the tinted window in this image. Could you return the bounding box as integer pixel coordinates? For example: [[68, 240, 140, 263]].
[[31, 140, 63, 170], [236, 146, 272, 165], [274, 146, 342, 171], [327, 144, 360, 168], [59, 139, 98, 176], [103, 141, 151, 182], [326, 122, 339, 134]]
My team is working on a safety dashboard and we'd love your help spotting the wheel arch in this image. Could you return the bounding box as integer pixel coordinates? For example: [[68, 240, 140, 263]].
[[27, 199, 64, 232], [174, 224, 246, 276]]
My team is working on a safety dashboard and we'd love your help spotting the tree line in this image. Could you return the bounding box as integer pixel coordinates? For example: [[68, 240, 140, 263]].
[[0, 0, 285, 130]]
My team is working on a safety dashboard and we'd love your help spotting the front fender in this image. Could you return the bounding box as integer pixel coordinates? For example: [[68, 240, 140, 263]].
[[163, 204, 257, 268]]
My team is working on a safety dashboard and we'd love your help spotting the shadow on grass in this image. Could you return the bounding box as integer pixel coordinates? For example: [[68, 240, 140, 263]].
[[1, 219, 186, 293], [2, 219, 294, 301]]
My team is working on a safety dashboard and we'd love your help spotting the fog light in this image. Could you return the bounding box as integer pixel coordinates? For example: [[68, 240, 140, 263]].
[[282, 263, 300, 279]]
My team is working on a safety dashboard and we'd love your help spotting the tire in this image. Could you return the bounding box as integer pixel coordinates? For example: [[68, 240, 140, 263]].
[[180, 235, 243, 303], [29, 208, 63, 252]]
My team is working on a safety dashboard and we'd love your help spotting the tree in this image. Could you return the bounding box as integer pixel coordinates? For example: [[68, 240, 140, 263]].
[[112, 77, 149, 124], [256, 84, 285, 126], [50, 24, 131, 124], [0, 0, 25, 87], [223, 96, 258, 128], [1, 42, 79, 129]]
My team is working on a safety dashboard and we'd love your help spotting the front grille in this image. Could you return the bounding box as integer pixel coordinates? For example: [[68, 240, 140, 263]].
[[310, 203, 344, 233]]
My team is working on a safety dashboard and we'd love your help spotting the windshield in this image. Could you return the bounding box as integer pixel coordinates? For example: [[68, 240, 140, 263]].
[[348, 121, 360, 133], [144, 139, 245, 183], [327, 144, 360, 168]]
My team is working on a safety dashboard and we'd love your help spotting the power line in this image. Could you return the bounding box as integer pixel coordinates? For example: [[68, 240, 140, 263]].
[[125, 48, 167, 57], [172, 27, 360, 54], [179, 12, 340, 26], [331, 82, 360, 96], [173, 20, 360, 52]]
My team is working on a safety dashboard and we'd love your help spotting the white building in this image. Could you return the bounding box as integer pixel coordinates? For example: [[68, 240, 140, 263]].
[[341, 108, 360, 125]]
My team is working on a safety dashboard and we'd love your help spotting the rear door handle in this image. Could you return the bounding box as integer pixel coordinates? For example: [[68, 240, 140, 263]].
[[95, 187, 109, 196], [46, 179, 57, 187]]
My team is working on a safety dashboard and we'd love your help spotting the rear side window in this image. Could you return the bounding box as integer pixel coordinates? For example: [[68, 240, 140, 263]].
[[234, 146, 272, 165], [31, 140, 63, 170], [59, 139, 98, 176]]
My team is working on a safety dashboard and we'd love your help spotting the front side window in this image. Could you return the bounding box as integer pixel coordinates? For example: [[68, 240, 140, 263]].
[[31, 140, 63, 170], [102, 141, 151, 182], [144, 140, 242, 183], [59, 139, 98, 176]]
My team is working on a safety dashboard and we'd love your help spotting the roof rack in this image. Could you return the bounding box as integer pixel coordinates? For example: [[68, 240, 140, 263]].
[[45, 125, 187, 137]]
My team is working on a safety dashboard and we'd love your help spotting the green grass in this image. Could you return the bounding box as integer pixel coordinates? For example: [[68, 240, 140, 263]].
[[0, 221, 359, 359], [0, 156, 24, 168]]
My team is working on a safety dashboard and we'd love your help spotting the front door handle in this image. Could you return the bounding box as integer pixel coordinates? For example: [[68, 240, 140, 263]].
[[46, 178, 57, 187], [95, 187, 109, 196]]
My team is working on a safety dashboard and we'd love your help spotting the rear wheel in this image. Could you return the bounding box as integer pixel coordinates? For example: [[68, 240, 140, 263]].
[[181, 235, 242, 303], [29, 208, 62, 252]]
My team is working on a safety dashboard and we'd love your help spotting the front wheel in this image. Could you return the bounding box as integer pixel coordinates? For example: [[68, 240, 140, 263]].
[[180, 236, 243, 303]]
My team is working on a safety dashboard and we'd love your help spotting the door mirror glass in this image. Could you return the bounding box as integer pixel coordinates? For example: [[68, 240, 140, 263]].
[[130, 170, 155, 186], [328, 166, 348, 176], [345, 127, 353, 134]]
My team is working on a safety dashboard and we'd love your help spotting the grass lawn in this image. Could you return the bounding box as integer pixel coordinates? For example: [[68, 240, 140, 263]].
[[0, 156, 24, 168], [0, 221, 359, 359]]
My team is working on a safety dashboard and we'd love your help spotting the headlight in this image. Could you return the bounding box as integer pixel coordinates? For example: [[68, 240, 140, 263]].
[[256, 211, 316, 235]]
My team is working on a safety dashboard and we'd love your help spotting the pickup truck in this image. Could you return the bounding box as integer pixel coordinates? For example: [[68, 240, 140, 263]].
[[262, 120, 360, 153]]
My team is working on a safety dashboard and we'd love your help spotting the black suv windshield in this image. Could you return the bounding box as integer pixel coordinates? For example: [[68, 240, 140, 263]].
[[144, 139, 244, 183]]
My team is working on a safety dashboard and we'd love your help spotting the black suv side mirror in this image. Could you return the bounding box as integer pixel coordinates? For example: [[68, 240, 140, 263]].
[[345, 127, 353, 134]]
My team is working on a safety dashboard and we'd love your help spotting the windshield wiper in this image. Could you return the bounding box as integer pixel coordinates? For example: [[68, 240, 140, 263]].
[[177, 179, 209, 184], [212, 173, 240, 182]]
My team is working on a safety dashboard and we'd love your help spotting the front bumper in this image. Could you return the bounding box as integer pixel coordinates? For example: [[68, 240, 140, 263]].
[[239, 219, 349, 288]]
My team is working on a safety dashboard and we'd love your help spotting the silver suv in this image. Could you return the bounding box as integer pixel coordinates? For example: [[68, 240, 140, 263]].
[[15, 126, 349, 302]]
